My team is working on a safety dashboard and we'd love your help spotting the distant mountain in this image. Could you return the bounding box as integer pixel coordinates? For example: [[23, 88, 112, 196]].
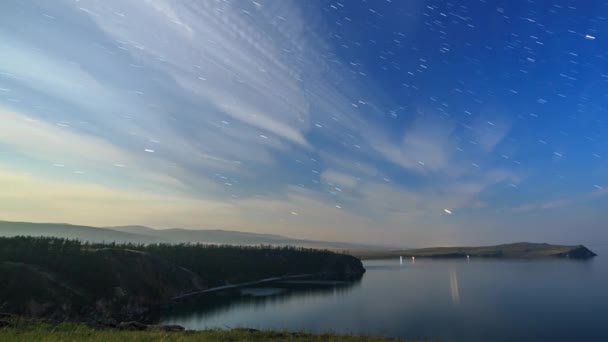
[[0, 220, 389, 251], [110, 225, 291, 245], [0, 221, 164, 244]]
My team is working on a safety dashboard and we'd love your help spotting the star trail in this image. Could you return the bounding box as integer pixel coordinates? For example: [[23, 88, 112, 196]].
[[1, 0, 607, 246]]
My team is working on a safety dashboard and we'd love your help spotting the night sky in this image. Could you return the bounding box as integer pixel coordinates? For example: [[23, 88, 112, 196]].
[[1, 0, 607, 246]]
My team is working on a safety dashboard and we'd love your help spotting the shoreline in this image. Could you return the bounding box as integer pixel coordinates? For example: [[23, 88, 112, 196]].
[[171, 271, 363, 301], [170, 273, 313, 300]]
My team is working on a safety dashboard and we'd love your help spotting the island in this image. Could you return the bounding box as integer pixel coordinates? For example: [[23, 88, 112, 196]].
[[351, 242, 597, 260]]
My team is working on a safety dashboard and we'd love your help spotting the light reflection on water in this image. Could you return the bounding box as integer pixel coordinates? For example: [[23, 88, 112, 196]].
[[161, 253, 608, 342], [449, 269, 460, 304]]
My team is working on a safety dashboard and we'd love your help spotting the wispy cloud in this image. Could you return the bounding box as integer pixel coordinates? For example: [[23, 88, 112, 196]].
[[368, 112, 454, 173], [3, 0, 593, 246], [514, 186, 608, 212]]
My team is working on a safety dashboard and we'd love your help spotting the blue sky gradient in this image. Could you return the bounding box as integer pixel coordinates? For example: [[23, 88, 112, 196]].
[[1, 0, 607, 246]]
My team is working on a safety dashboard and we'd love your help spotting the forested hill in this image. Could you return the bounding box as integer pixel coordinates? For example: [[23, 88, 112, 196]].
[[0, 236, 364, 322]]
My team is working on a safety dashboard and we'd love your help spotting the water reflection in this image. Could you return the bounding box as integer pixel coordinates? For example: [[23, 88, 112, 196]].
[[161, 257, 608, 342], [449, 269, 460, 304], [163, 278, 362, 324]]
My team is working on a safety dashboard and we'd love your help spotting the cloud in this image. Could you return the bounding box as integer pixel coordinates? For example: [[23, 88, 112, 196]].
[[367, 111, 455, 174], [0, 0, 558, 246], [76, 0, 314, 147], [0, 34, 112, 111], [470, 109, 512, 152], [514, 186, 608, 212], [320, 169, 359, 189], [215, 99, 310, 148], [0, 106, 231, 195], [0, 167, 378, 242], [319, 153, 379, 178], [0, 0, 327, 196], [0, 167, 232, 228]]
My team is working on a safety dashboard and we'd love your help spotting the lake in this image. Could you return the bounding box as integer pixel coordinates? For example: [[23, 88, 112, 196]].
[[161, 245, 608, 342]]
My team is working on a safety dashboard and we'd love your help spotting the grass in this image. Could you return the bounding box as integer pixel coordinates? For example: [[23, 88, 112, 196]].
[[0, 321, 422, 342]]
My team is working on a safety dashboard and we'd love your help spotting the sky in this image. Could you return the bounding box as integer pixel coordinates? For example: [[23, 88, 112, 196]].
[[1, 0, 608, 247]]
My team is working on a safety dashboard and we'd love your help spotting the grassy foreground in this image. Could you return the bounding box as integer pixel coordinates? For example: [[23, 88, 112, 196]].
[[0, 322, 419, 342]]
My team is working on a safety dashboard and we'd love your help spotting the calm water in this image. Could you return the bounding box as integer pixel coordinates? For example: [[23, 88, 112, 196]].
[[161, 246, 608, 342]]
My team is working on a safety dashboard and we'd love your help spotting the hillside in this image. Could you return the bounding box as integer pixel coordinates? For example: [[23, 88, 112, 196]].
[[0, 236, 364, 322], [353, 242, 597, 260]]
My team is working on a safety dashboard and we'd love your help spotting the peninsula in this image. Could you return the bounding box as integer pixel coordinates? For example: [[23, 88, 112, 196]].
[[352, 242, 597, 260]]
